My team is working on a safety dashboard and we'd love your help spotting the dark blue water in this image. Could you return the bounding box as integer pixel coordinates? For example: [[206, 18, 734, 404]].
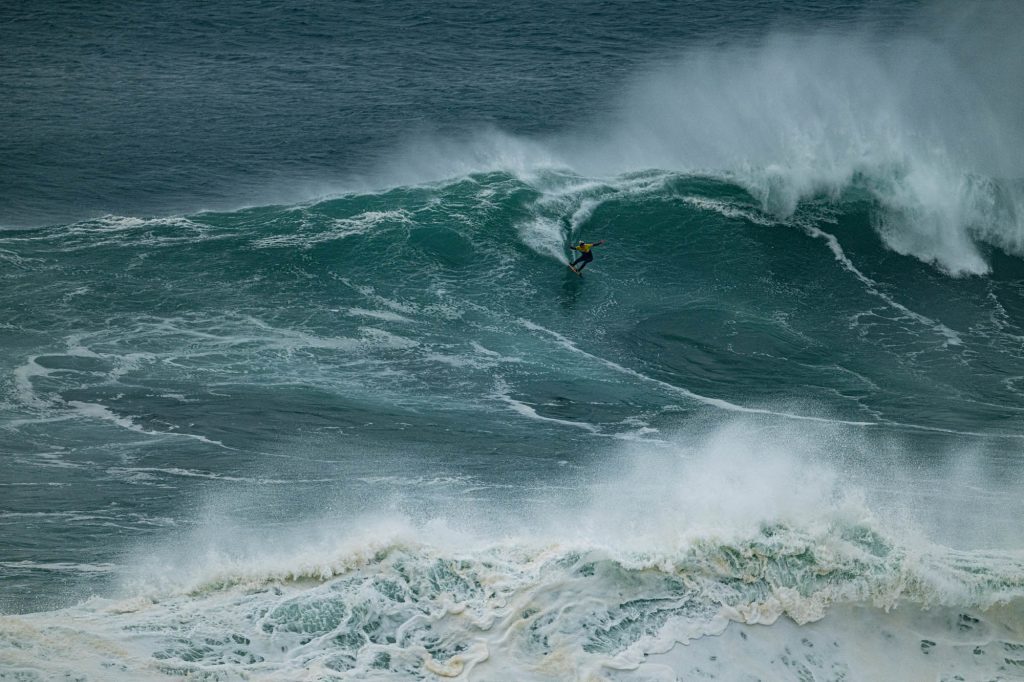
[[3, 1, 1024, 680], [1, 0, 922, 227]]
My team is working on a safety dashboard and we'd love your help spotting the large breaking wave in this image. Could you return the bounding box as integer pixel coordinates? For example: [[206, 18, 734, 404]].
[[367, 6, 1024, 276], [4, 421, 1024, 680]]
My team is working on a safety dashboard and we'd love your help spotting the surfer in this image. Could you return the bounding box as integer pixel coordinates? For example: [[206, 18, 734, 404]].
[[569, 239, 605, 273]]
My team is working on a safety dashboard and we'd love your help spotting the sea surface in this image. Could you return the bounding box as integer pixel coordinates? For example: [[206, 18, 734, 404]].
[[3, 1, 1024, 680]]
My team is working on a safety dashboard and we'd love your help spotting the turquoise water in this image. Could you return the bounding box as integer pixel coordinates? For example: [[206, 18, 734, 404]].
[[3, 1, 1024, 680]]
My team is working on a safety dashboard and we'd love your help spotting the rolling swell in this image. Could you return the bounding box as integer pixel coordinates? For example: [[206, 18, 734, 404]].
[[4, 170, 1024, 679], [7, 170, 1022, 434]]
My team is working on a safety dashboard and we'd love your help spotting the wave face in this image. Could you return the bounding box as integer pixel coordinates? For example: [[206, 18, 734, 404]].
[[3, 170, 1024, 679], [4, 2, 1024, 680], [375, 27, 1024, 276]]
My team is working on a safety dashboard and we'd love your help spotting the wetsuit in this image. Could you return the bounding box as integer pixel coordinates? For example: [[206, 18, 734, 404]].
[[570, 242, 599, 271]]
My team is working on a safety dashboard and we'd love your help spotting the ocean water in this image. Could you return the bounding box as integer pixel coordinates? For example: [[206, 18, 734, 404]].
[[3, 1, 1024, 680]]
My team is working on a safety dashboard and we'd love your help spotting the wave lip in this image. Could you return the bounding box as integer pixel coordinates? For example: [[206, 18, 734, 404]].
[[597, 26, 1024, 275]]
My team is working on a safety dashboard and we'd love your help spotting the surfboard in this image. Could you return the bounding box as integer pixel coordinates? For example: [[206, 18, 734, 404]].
[[568, 264, 582, 277]]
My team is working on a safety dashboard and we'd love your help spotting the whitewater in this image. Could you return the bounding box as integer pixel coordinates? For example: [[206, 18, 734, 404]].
[[2, 1, 1024, 680]]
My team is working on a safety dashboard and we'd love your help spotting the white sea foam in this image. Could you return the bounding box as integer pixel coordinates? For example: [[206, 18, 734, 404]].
[[346, 307, 414, 323], [518, 318, 877, 428], [37, 215, 223, 251], [252, 209, 413, 249], [575, 22, 1023, 275], [680, 195, 777, 227], [341, 279, 420, 314], [0, 482, 69, 487], [0, 561, 117, 574], [491, 378, 600, 433], [11, 355, 53, 409], [795, 220, 964, 346], [0, 248, 42, 268], [66, 401, 227, 447], [515, 172, 673, 260], [358, 327, 418, 350], [105, 466, 337, 486], [4, 419, 1023, 680], [365, 7, 1024, 276]]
